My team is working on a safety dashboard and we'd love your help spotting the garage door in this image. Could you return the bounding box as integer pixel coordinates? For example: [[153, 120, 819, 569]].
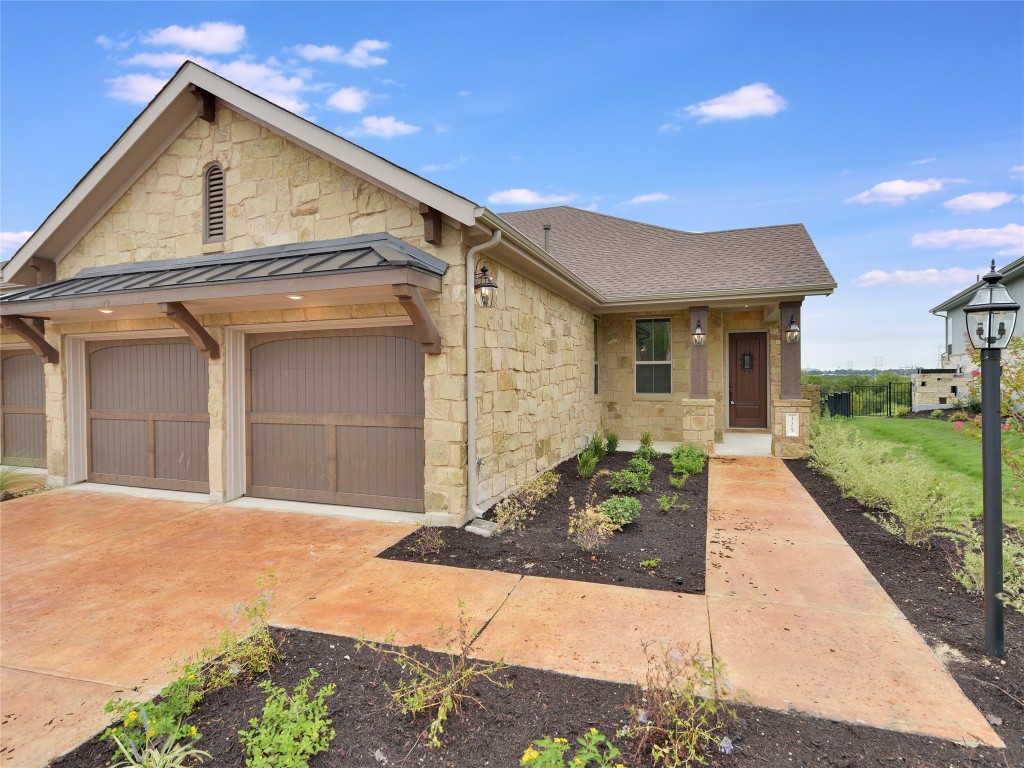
[[1, 351, 46, 468], [87, 340, 210, 492], [246, 329, 425, 512]]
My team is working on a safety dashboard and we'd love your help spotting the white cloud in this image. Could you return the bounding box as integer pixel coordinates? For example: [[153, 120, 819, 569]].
[[212, 60, 309, 112], [96, 34, 131, 51], [107, 73, 168, 103], [348, 115, 420, 139], [851, 267, 981, 288], [124, 52, 214, 70], [327, 86, 370, 112], [421, 155, 470, 173], [658, 123, 681, 133], [487, 189, 576, 205], [944, 191, 1019, 214], [624, 193, 671, 205], [682, 83, 787, 122], [845, 178, 964, 205], [1, 231, 33, 257], [585, 203, 599, 211], [911, 157, 937, 165], [912, 223, 1024, 256], [1013, 165, 1024, 175], [294, 39, 389, 67], [457, 90, 471, 97], [143, 22, 245, 54]]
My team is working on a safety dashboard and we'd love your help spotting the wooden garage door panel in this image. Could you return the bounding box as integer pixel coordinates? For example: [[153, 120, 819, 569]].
[[1, 352, 46, 468], [87, 341, 209, 492], [247, 330, 425, 513]]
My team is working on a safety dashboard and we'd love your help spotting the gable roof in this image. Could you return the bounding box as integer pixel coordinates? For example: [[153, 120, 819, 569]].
[[930, 256, 1024, 314], [2, 61, 478, 285], [499, 206, 836, 301]]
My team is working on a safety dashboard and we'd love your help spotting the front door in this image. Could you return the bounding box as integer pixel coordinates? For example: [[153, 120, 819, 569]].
[[729, 332, 767, 428]]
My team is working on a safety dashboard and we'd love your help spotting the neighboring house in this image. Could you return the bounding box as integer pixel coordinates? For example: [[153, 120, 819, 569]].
[[917, 257, 1024, 410], [0, 62, 836, 526]]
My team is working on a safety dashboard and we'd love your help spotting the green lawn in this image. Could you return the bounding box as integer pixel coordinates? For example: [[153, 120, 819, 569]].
[[850, 417, 1024, 528]]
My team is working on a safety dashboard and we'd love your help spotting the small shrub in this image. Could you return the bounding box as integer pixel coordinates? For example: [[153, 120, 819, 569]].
[[608, 469, 650, 494], [599, 495, 642, 530], [623, 644, 739, 768], [110, 727, 210, 768], [668, 474, 685, 490], [930, 409, 944, 419], [627, 455, 654, 480], [948, 524, 1024, 615], [523, 471, 560, 501], [239, 669, 336, 768], [891, 405, 910, 418], [605, 432, 620, 453], [657, 493, 679, 513], [493, 471, 560, 534], [641, 558, 661, 568], [635, 444, 661, 462], [588, 433, 608, 460], [358, 607, 509, 747], [639, 430, 654, 448], [577, 450, 599, 479], [407, 525, 445, 558], [520, 729, 624, 767], [568, 475, 615, 553], [669, 443, 706, 476]]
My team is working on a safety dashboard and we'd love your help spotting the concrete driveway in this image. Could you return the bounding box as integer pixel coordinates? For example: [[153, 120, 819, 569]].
[[0, 490, 409, 768]]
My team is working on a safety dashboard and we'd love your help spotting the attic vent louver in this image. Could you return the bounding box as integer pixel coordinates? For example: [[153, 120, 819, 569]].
[[204, 163, 226, 243]]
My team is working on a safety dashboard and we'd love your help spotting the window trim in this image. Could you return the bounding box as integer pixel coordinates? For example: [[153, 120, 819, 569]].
[[593, 317, 599, 395], [634, 317, 672, 395], [203, 162, 226, 243]]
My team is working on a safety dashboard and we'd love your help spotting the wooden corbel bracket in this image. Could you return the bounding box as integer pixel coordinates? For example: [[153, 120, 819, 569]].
[[1, 315, 59, 364], [159, 302, 220, 359], [393, 284, 442, 354]]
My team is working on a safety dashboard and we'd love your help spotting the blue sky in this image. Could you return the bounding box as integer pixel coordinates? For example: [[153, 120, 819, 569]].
[[2, 1, 1022, 370]]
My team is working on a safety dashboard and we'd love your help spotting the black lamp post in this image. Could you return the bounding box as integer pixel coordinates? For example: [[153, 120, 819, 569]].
[[963, 259, 1020, 658]]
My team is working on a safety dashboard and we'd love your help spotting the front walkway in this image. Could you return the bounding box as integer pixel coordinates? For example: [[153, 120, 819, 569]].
[[0, 462, 1001, 766]]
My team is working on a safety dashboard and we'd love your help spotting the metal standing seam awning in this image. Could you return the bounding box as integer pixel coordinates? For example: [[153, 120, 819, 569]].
[[0, 234, 448, 363]]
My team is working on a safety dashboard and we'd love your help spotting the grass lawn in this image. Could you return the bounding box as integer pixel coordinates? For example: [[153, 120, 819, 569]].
[[850, 417, 1024, 529]]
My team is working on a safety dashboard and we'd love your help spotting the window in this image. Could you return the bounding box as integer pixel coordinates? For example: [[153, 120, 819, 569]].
[[635, 319, 671, 393], [203, 163, 225, 242], [593, 318, 599, 395]]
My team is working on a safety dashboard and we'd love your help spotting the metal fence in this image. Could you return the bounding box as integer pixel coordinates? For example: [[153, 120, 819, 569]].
[[820, 382, 913, 418]]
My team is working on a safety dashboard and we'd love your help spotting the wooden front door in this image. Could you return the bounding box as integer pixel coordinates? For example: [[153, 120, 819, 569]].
[[729, 332, 767, 428]]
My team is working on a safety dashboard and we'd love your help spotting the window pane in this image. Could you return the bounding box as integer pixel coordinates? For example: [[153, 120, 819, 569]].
[[636, 363, 672, 394], [651, 320, 670, 361], [636, 321, 655, 362], [637, 364, 654, 392], [652, 363, 671, 393]]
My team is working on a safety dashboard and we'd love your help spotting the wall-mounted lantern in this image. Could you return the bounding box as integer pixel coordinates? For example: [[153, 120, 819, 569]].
[[474, 263, 498, 308], [692, 319, 706, 346], [785, 315, 801, 344]]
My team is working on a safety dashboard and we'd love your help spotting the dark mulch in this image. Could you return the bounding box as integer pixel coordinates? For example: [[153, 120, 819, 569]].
[[47, 457, 1022, 768], [379, 451, 707, 593]]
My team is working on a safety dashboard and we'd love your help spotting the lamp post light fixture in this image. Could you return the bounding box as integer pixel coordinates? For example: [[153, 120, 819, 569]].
[[474, 263, 498, 308], [785, 315, 801, 344], [692, 319, 706, 346], [963, 259, 1020, 659]]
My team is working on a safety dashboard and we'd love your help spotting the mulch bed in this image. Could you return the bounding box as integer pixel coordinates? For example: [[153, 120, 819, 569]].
[[48, 457, 1021, 767], [378, 451, 708, 594]]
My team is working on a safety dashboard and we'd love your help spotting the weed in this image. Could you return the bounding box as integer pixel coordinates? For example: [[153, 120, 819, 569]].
[[407, 525, 446, 558], [641, 558, 661, 568], [239, 669, 336, 768], [657, 493, 679, 513], [608, 469, 650, 494], [520, 729, 625, 767], [599, 495, 642, 530], [577, 450, 599, 479], [668, 474, 685, 490], [605, 431, 620, 453], [103, 668, 205, 751], [622, 644, 739, 767], [669, 444, 706, 476], [201, 575, 279, 692], [357, 606, 509, 747], [0, 466, 35, 498]]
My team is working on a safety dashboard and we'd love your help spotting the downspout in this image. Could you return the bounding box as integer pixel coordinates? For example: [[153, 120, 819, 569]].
[[466, 229, 502, 518]]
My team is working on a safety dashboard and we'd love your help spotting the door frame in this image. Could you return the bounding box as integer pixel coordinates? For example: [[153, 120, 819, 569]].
[[725, 330, 770, 429]]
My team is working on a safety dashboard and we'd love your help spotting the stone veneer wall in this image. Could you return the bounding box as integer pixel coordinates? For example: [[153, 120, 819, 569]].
[[39, 106, 472, 523], [771, 399, 812, 458], [912, 370, 965, 411], [473, 261, 599, 503]]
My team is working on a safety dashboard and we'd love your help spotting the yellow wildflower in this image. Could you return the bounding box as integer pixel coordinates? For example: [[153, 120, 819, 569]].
[[189, 725, 198, 738], [520, 746, 540, 765], [148, 730, 155, 738], [126, 711, 137, 722], [187, 673, 196, 681], [573, 760, 584, 767], [589, 727, 598, 734], [554, 737, 568, 743]]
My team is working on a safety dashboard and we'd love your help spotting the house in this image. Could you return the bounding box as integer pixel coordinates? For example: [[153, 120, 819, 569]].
[[917, 256, 1024, 410], [0, 62, 836, 526]]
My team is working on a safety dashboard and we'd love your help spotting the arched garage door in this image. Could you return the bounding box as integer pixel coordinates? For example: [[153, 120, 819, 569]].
[[246, 329, 425, 512], [87, 340, 210, 492], [1, 351, 46, 468]]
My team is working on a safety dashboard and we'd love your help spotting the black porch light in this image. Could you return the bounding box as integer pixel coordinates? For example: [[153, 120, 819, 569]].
[[474, 263, 498, 308], [785, 315, 801, 344], [964, 259, 1020, 659], [692, 319, 706, 346]]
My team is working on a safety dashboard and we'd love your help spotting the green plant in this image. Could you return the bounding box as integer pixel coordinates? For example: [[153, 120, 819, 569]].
[[588, 433, 608, 460], [657, 493, 679, 513], [239, 669, 336, 768], [577, 450, 599, 479], [493, 471, 560, 533], [110, 727, 211, 768], [639, 430, 654, 447], [357, 607, 510, 747], [930, 409, 944, 419], [201, 575, 280, 692], [668, 474, 685, 490], [520, 729, 625, 767], [103, 669, 205, 752], [407, 524, 446, 558], [891, 405, 911, 419], [635, 444, 661, 462], [669, 444, 706, 476], [0, 466, 33, 498], [608, 469, 650, 494], [599, 495, 642, 530], [947, 524, 1024, 615], [622, 644, 739, 767], [627, 455, 655, 480], [641, 558, 661, 568], [605, 432, 620, 453]]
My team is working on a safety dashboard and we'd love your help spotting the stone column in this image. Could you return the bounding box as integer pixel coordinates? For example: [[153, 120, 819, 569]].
[[690, 306, 709, 398], [779, 301, 802, 400]]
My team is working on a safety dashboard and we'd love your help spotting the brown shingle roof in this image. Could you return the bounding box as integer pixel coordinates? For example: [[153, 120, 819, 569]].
[[498, 206, 836, 300]]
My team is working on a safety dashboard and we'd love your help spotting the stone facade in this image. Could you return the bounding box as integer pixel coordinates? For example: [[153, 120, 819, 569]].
[[771, 399, 812, 458], [912, 369, 967, 411], [474, 262, 600, 503]]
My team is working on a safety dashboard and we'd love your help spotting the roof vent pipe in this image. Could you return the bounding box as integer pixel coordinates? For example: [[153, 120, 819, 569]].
[[543, 224, 551, 252]]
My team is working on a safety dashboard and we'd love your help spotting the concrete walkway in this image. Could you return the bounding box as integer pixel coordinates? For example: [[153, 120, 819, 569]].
[[0, 462, 1002, 766]]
